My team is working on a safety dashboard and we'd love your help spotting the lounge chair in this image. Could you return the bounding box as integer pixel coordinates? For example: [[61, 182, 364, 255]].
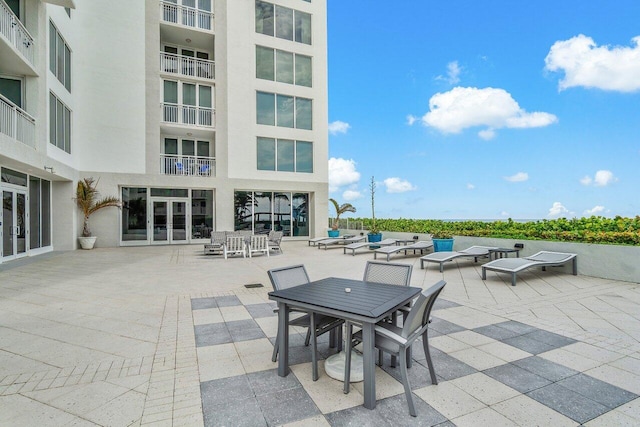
[[317, 234, 365, 249], [308, 236, 333, 246], [247, 235, 269, 258], [343, 238, 397, 256], [204, 231, 226, 255], [268, 230, 283, 253], [482, 251, 578, 286], [420, 245, 498, 272], [374, 241, 433, 262]]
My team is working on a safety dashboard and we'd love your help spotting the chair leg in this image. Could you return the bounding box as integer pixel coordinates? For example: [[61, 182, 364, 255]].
[[377, 349, 383, 366], [422, 334, 438, 385], [310, 313, 318, 381], [304, 328, 311, 346], [329, 328, 336, 349], [399, 348, 417, 417], [343, 322, 353, 394], [272, 332, 279, 362]]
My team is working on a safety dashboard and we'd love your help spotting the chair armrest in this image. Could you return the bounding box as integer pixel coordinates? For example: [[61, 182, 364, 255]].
[[374, 324, 408, 345]]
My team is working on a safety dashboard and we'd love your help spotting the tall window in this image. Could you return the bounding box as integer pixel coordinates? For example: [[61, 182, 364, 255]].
[[49, 22, 71, 92], [255, 1, 312, 45], [49, 92, 71, 153], [256, 91, 312, 129], [29, 177, 51, 249], [256, 46, 312, 87], [234, 191, 309, 237], [257, 138, 313, 173]]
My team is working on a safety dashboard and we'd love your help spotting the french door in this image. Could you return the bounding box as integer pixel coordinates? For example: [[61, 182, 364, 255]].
[[2, 189, 27, 261], [151, 199, 189, 244]]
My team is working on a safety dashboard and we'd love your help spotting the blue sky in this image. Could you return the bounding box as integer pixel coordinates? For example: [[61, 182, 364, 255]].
[[326, 0, 640, 220]]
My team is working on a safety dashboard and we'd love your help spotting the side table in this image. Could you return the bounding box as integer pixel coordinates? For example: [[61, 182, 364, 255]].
[[488, 248, 520, 260]]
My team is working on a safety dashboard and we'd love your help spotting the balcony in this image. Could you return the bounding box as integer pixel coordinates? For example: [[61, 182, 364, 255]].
[[159, 1, 214, 32], [160, 51, 215, 80], [161, 103, 215, 128], [160, 154, 215, 177], [0, 94, 35, 148], [0, 0, 36, 74]]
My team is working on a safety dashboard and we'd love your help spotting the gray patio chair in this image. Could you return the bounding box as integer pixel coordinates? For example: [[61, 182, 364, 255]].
[[482, 250, 577, 286], [373, 241, 433, 262], [420, 245, 498, 272], [349, 280, 447, 417], [223, 235, 246, 259], [268, 230, 284, 253], [268, 265, 344, 373], [248, 234, 269, 258], [204, 231, 226, 255]]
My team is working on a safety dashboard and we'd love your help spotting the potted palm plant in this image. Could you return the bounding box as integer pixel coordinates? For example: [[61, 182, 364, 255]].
[[367, 177, 382, 243], [431, 229, 454, 252], [75, 177, 122, 249], [329, 198, 356, 237]]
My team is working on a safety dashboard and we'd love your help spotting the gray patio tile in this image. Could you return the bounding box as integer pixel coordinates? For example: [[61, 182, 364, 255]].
[[429, 317, 466, 335], [247, 368, 302, 396], [521, 330, 577, 349], [483, 363, 551, 393], [425, 348, 477, 382], [432, 299, 461, 311], [195, 323, 232, 347], [502, 335, 557, 354], [556, 373, 638, 409], [526, 383, 610, 424], [380, 355, 439, 390], [473, 324, 522, 341], [245, 303, 277, 319], [511, 356, 580, 382], [493, 320, 539, 335], [191, 297, 217, 310], [201, 375, 252, 405], [215, 295, 242, 307], [226, 319, 267, 342], [256, 386, 320, 426], [203, 397, 266, 427]]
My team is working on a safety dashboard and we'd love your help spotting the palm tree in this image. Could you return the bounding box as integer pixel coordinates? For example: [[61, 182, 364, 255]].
[[329, 198, 356, 230], [75, 178, 121, 237]]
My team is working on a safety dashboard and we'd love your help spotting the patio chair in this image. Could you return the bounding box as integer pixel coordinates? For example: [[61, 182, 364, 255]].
[[204, 231, 226, 255], [342, 238, 397, 256], [268, 230, 284, 253], [420, 245, 498, 272], [247, 234, 269, 258], [308, 236, 331, 246], [373, 241, 434, 262], [482, 251, 578, 286], [223, 235, 246, 259], [349, 280, 447, 416], [268, 265, 344, 371]]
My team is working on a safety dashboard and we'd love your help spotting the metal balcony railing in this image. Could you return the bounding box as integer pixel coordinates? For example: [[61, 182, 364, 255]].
[[0, 94, 35, 148], [161, 102, 215, 127], [160, 154, 216, 176], [159, 1, 214, 32], [160, 52, 215, 80], [0, 0, 35, 66]]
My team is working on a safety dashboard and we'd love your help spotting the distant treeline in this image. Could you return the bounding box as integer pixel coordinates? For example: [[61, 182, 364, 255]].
[[347, 216, 640, 245]]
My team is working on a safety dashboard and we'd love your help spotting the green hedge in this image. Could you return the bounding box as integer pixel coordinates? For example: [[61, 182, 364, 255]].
[[349, 216, 640, 246]]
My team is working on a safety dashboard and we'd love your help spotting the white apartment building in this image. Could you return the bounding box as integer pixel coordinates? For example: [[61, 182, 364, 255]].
[[0, 0, 329, 263]]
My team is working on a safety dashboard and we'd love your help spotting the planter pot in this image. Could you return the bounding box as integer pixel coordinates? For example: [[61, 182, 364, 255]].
[[78, 236, 97, 250], [328, 229, 340, 238], [433, 238, 454, 252], [367, 233, 382, 243]]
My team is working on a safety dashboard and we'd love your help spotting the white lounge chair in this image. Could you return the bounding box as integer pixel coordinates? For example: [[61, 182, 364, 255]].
[[374, 241, 433, 262], [420, 245, 498, 272], [317, 234, 365, 249], [224, 235, 246, 259], [482, 251, 578, 286], [343, 238, 397, 256], [248, 234, 270, 258]]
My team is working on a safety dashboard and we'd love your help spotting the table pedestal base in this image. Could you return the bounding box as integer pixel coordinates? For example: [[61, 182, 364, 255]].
[[324, 350, 364, 382]]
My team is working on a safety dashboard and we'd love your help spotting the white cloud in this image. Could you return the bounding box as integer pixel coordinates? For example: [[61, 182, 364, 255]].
[[466, 183, 475, 190], [328, 120, 351, 135], [328, 158, 360, 192], [436, 61, 462, 84], [581, 170, 617, 187], [342, 190, 362, 201], [548, 202, 571, 218], [545, 34, 640, 92], [383, 177, 417, 193], [500, 211, 510, 217], [421, 87, 557, 139], [583, 205, 606, 216], [406, 115, 418, 126], [504, 172, 529, 182]]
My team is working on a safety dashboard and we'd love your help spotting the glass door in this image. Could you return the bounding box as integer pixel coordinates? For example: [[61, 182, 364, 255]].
[[151, 199, 189, 244], [2, 189, 27, 261]]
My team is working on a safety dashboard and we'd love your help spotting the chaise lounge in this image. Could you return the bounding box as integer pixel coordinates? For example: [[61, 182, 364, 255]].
[[481, 250, 578, 286], [420, 245, 498, 272], [317, 235, 366, 250], [374, 241, 433, 262], [343, 238, 397, 255]]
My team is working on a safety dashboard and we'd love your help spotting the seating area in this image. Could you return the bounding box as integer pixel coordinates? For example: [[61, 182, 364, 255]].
[[204, 230, 283, 258], [343, 238, 398, 255], [420, 245, 498, 272], [373, 240, 434, 262], [482, 250, 578, 286]]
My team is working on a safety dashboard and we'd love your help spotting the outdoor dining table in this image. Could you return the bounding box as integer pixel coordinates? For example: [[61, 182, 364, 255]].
[[268, 277, 421, 410]]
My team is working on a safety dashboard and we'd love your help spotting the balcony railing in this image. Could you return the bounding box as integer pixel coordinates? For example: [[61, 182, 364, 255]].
[[160, 154, 215, 177], [159, 1, 214, 32], [0, 93, 35, 148], [0, 0, 35, 66], [160, 52, 215, 80], [161, 102, 215, 127]]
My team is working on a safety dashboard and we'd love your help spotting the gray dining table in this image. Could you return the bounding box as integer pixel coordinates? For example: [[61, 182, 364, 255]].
[[269, 277, 421, 410]]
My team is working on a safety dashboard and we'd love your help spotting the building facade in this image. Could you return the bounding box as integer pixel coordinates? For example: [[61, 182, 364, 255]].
[[0, 0, 329, 263]]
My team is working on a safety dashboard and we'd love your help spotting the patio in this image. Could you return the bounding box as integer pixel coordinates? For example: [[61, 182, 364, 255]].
[[0, 242, 639, 426]]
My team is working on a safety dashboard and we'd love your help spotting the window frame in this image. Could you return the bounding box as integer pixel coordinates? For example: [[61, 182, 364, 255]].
[[49, 92, 71, 154], [257, 137, 313, 173], [49, 21, 71, 92]]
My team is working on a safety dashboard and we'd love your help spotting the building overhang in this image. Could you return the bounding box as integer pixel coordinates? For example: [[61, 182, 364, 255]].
[[41, 0, 76, 9]]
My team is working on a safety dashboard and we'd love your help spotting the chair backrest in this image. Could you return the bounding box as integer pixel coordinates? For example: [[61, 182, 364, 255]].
[[402, 280, 446, 339], [175, 162, 184, 171], [363, 261, 412, 287], [268, 264, 310, 291], [210, 231, 226, 245], [250, 234, 268, 251], [526, 251, 576, 263], [269, 231, 283, 243], [226, 235, 245, 251]]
